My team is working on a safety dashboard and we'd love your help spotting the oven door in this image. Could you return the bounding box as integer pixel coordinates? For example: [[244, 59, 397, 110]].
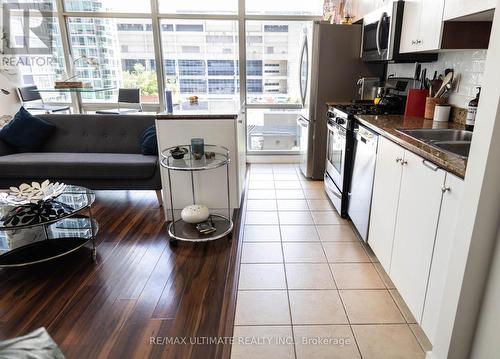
[[362, 9, 391, 62], [326, 122, 347, 191]]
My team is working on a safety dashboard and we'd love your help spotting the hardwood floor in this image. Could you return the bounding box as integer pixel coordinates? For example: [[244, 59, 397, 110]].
[[0, 191, 241, 359]]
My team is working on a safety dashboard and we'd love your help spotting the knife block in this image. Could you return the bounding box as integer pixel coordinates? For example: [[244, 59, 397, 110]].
[[405, 89, 428, 117]]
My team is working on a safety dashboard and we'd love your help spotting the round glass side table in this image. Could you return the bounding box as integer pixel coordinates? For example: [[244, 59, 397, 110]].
[[160, 145, 233, 243]]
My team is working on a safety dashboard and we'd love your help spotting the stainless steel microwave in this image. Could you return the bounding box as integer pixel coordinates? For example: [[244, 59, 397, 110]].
[[362, 1, 436, 63]]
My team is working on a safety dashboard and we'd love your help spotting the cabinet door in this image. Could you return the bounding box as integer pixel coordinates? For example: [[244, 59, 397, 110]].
[[421, 173, 464, 344], [443, 0, 496, 20], [390, 151, 446, 322], [367, 137, 405, 273], [356, 0, 376, 20], [399, 0, 422, 53], [417, 0, 444, 51]]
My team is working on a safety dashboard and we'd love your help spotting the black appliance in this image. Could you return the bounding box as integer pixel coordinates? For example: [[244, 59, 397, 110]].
[[362, 1, 437, 63]]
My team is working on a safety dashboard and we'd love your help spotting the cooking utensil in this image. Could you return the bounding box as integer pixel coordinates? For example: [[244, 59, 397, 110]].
[[414, 62, 421, 81], [434, 72, 454, 98], [431, 79, 442, 97], [439, 82, 453, 98], [420, 69, 427, 89]]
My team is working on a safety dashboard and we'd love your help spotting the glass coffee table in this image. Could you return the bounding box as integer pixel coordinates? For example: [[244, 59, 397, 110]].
[[0, 186, 98, 268]]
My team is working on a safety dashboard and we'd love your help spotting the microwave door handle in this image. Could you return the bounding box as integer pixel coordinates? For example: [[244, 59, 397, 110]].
[[376, 13, 384, 56]]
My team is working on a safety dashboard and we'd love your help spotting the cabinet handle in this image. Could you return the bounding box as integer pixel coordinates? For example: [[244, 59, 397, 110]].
[[416, 39, 422, 44], [401, 160, 408, 166], [395, 157, 403, 163], [422, 160, 439, 171], [441, 186, 451, 193], [411, 40, 416, 45]]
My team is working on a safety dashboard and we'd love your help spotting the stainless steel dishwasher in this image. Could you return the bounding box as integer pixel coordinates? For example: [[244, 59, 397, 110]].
[[347, 123, 379, 242]]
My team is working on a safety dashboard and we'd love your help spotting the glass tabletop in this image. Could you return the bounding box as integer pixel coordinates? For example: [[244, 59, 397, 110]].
[[0, 185, 95, 230], [29, 87, 115, 93], [160, 145, 229, 171]]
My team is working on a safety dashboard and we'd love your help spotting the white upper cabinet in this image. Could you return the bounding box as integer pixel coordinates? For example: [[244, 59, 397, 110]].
[[443, 0, 496, 20], [390, 151, 446, 322], [400, 0, 445, 53], [367, 136, 405, 273], [354, 0, 390, 21]]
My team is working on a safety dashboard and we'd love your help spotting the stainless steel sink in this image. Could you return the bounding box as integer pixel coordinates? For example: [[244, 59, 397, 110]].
[[396, 128, 473, 158], [433, 141, 471, 158], [398, 129, 473, 142]]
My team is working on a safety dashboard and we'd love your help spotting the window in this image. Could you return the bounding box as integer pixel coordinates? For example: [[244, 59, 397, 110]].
[[247, 79, 263, 93], [159, 0, 237, 15], [160, 20, 239, 105], [67, 18, 158, 103], [178, 60, 205, 76], [4, 10, 68, 103], [180, 79, 207, 93], [64, 0, 150, 13], [207, 60, 235, 76], [246, 21, 310, 105], [246, 109, 301, 151], [246, 0, 323, 16], [209, 79, 235, 94]]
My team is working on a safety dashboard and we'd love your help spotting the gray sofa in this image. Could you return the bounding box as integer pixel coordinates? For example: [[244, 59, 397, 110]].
[[0, 114, 161, 192]]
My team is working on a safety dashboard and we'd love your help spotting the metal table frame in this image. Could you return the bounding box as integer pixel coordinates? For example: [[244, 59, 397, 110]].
[[160, 144, 233, 243]]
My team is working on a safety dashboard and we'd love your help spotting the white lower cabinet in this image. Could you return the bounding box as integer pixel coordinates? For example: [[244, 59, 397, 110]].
[[367, 137, 464, 344], [421, 173, 464, 343], [368, 136, 405, 273], [390, 151, 446, 322]]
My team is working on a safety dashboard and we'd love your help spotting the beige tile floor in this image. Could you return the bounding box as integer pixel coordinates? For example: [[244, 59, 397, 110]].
[[231, 164, 430, 359]]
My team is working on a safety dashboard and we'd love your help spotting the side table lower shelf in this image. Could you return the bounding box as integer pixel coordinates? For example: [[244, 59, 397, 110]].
[[168, 214, 233, 242]]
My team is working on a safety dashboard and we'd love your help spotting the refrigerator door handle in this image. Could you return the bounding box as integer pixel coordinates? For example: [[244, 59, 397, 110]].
[[299, 32, 309, 107]]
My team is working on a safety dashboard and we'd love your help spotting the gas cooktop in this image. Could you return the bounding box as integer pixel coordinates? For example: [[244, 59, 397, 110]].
[[332, 101, 405, 116]]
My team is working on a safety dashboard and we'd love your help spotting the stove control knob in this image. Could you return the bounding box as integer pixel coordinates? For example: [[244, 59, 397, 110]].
[[327, 112, 335, 118], [336, 117, 346, 125]]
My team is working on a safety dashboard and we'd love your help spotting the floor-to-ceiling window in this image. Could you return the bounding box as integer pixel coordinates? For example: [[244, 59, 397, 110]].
[[6, 0, 323, 153]]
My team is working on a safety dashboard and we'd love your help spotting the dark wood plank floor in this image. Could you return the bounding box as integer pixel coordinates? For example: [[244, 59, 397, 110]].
[[0, 191, 239, 359]]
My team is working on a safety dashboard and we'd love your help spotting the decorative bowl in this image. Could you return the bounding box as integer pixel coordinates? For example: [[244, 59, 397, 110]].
[[0, 180, 66, 205], [170, 146, 188, 159], [181, 204, 210, 224]]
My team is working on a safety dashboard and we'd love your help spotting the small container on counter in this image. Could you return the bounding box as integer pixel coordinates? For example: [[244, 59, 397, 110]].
[[433, 104, 451, 123], [425, 97, 446, 119]]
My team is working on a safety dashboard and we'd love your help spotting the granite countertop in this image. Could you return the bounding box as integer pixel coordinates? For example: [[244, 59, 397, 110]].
[[156, 100, 239, 120], [355, 114, 467, 178]]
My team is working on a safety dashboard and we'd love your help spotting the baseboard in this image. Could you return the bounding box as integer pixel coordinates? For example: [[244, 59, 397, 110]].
[[246, 155, 300, 163]]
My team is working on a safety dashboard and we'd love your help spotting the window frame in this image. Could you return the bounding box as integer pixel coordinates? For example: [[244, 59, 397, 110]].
[[52, 0, 320, 153]]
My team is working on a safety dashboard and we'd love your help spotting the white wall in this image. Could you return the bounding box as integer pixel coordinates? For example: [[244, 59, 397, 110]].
[[387, 50, 487, 108], [427, 6, 500, 358], [470, 226, 500, 358]]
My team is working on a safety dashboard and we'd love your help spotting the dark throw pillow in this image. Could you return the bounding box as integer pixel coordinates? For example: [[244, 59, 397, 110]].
[[0, 107, 56, 152], [140, 125, 158, 155]]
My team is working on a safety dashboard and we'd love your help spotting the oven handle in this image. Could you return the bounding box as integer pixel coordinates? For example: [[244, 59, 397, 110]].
[[327, 123, 347, 137], [376, 12, 385, 56]]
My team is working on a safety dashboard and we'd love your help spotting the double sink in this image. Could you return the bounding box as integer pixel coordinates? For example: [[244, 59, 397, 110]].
[[397, 129, 472, 159]]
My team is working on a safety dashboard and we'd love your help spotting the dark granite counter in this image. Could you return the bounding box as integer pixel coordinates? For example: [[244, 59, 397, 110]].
[[355, 115, 467, 178]]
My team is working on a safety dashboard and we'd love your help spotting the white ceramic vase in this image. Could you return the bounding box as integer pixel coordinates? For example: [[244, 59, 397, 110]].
[[181, 204, 210, 224]]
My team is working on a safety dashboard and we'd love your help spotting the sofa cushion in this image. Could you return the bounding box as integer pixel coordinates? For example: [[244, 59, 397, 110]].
[[0, 107, 56, 152], [0, 152, 158, 180], [139, 125, 158, 155]]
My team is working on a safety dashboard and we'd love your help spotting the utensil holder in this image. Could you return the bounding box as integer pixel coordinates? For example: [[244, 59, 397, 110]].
[[433, 104, 451, 122], [425, 97, 446, 119]]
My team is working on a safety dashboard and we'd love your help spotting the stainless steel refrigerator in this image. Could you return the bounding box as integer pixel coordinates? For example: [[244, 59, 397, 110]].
[[298, 22, 384, 179]]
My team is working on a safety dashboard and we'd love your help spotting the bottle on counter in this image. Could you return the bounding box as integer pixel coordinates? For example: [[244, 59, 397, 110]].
[[466, 87, 481, 131]]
